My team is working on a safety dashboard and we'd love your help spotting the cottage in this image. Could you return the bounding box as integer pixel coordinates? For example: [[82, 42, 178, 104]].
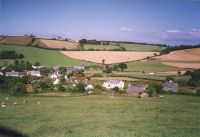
[[27, 71, 41, 77], [103, 80, 124, 90], [163, 81, 179, 92], [127, 83, 146, 95], [70, 76, 88, 85], [5, 71, 26, 77], [85, 84, 94, 91], [49, 72, 60, 85]]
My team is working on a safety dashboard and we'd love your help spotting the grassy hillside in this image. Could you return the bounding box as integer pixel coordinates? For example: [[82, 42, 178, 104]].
[[0, 44, 95, 66], [0, 94, 200, 137], [83, 44, 121, 50], [126, 60, 183, 72], [120, 43, 166, 51]]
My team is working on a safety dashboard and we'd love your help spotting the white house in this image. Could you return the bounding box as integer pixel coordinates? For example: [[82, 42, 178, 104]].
[[102, 80, 124, 90], [27, 71, 41, 77], [49, 72, 60, 85], [85, 84, 94, 91]]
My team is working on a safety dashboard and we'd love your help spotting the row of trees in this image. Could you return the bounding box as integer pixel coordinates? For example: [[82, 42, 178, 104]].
[[0, 50, 24, 59]]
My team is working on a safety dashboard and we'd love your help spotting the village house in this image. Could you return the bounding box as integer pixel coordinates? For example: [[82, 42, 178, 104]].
[[70, 76, 88, 86], [49, 72, 60, 85], [27, 71, 41, 77], [127, 83, 146, 95], [102, 79, 124, 90], [5, 71, 26, 77], [163, 81, 179, 92]]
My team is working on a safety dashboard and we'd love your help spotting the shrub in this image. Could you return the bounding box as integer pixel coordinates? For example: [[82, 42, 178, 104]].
[[196, 89, 200, 96], [76, 83, 85, 92], [146, 85, 157, 97], [94, 84, 102, 89], [58, 85, 66, 92], [113, 86, 120, 93], [166, 76, 175, 81]]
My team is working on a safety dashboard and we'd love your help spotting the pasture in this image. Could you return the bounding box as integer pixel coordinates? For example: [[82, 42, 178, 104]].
[[125, 60, 183, 72], [83, 44, 121, 50], [120, 43, 166, 51], [61, 51, 159, 64], [0, 44, 94, 66], [0, 94, 200, 137]]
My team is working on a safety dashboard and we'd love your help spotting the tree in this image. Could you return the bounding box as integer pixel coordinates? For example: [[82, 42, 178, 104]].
[[146, 85, 157, 97], [113, 86, 119, 93], [102, 59, 105, 65], [166, 76, 175, 81], [103, 65, 112, 74], [59, 67, 67, 75], [112, 64, 119, 71], [40, 67, 51, 76], [34, 62, 40, 66], [76, 83, 85, 92], [118, 63, 128, 71]]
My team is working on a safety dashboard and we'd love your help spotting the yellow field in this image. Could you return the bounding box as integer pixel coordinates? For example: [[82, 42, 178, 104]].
[[61, 51, 159, 64]]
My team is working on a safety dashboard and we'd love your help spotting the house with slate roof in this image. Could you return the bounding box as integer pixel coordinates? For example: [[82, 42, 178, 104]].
[[163, 81, 179, 92]]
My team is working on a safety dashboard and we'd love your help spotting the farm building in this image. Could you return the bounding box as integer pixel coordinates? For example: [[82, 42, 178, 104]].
[[102, 80, 124, 90], [49, 72, 60, 85], [70, 76, 88, 86], [5, 71, 26, 77], [127, 83, 146, 95], [163, 81, 179, 92]]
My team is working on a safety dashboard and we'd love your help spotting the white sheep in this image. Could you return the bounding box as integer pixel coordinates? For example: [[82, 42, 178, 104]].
[[13, 102, 18, 105], [1, 101, 7, 108], [37, 101, 40, 105]]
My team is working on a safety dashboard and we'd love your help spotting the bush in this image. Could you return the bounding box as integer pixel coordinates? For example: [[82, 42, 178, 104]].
[[113, 86, 120, 93], [166, 76, 175, 81], [76, 83, 85, 92], [196, 89, 200, 96], [58, 85, 66, 92], [146, 85, 157, 97]]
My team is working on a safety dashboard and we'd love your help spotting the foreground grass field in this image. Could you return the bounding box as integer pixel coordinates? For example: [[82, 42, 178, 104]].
[[0, 44, 94, 66], [0, 94, 200, 137]]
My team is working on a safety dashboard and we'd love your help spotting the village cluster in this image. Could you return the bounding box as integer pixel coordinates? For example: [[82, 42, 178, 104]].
[[0, 64, 179, 97]]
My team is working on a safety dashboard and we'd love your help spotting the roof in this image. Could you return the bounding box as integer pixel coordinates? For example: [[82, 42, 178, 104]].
[[127, 85, 145, 94], [71, 77, 87, 81], [105, 80, 122, 84], [164, 81, 179, 89]]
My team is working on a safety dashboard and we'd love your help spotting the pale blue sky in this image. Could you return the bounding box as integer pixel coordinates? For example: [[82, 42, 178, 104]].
[[1, 0, 200, 45]]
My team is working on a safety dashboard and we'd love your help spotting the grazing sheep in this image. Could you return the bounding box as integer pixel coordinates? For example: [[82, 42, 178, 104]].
[[5, 97, 9, 100], [13, 102, 18, 105], [159, 95, 164, 99], [1, 101, 7, 108], [37, 101, 40, 105]]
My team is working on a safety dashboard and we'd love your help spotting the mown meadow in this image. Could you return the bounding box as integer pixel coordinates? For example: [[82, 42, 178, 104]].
[[0, 94, 200, 137]]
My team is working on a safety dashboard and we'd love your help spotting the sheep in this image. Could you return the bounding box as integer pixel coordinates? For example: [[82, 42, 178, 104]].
[[1, 101, 7, 108], [13, 102, 18, 105], [37, 101, 40, 105], [5, 97, 9, 100]]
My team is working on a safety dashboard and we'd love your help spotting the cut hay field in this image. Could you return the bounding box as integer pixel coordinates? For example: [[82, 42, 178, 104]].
[[156, 48, 200, 69], [32, 39, 79, 50], [61, 51, 159, 64], [157, 48, 200, 61], [83, 44, 121, 50], [120, 43, 166, 51], [0, 36, 32, 46], [0, 94, 200, 137], [0, 44, 94, 66]]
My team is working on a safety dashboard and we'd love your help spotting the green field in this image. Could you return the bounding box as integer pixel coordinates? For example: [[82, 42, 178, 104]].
[[125, 60, 183, 72], [0, 44, 95, 66], [0, 94, 200, 137], [120, 43, 166, 51], [83, 44, 121, 50]]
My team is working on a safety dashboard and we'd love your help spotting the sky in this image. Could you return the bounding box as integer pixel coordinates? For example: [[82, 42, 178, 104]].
[[0, 0, 200, 45]]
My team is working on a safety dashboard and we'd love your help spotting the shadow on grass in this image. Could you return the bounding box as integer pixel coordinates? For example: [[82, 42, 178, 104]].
[[0, 125, 27, 137]]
